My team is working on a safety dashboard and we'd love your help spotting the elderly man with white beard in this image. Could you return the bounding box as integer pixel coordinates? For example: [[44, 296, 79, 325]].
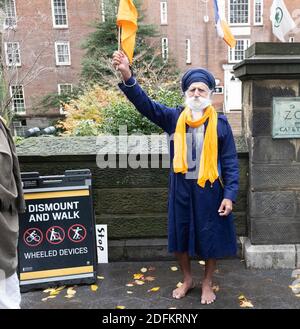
[[112, 51, 239, 305]]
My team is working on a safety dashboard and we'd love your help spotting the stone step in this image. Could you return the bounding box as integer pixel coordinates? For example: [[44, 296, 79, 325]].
[[107, 238, 243, 262]]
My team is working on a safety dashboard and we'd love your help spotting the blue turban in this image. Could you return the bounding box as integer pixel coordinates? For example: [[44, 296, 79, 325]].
[[181, 68, 216, 93]]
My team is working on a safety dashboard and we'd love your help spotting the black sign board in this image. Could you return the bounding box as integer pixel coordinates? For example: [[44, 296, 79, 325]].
[[18, 170, 97, 291]]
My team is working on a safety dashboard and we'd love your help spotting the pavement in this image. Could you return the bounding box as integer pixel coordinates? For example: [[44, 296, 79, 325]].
[[20, 258, 300, 309]]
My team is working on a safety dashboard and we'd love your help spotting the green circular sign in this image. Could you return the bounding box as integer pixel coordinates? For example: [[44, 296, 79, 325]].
[[274, 7, 283, 28]]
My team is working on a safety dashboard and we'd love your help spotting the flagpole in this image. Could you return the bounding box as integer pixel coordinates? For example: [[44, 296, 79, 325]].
[[118, 26, 121, 51]]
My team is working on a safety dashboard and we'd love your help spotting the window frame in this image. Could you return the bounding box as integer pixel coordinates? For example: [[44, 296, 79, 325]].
[[3, 0, 17, 29], [161, 37, 169, 61], [253, 0, 264, 26], [4, 41, 21, 67], [228, 38, 251, 63], [55, 41, 71, 66], [228, 0, 251, 26], [10, 85, 26, 114], [51, 0, 68, 29], [160, 1, 168, 25], [58, 83, 73, 95], [186, 39, 191, 64]]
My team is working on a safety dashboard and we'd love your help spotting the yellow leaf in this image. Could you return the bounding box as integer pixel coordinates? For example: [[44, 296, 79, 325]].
[[145, 276, 155, 282], [116, 306, 126, 309], [148, 287, 160, 292], [67, 288, 76, 296], [176, 282, 183, 288], [199, 261, 205, 266], [135, 280, 145, 285], [43, 288, 55, 293], [126, 283, 134, 287], [97, 276, 105, 280], [140, 267, 148, 273], [50, 291, 60, 296], [55, 286, 66, 292], [127, 291, 133, 294], [170, 266, 178, 272], [133, 273, 144, 280], [240, 300, 254, 308], [42, 297, 49, 302], [238, 294, 246, 300], [212, 285, 220, 292], [91, 284, 99, 292]]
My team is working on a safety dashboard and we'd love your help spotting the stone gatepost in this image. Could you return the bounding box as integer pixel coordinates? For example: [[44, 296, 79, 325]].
[[234, 42, 300, 269]]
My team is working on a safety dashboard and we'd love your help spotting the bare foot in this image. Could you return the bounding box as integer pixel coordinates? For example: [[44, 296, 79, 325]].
[[201, 280, 216, 304], [172, 279, 195, 299]]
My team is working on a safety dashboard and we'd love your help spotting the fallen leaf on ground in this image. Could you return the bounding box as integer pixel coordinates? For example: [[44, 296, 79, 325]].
[[199, 261, 205, 266], [116, 306, 126, 309], [239, 295, 254, 308], [145, 276, 155, 282], [127, 291, 133, 294], [135, 280, 145, 285], [126, 283, 134, 287], [42, 295, 57, 301], [50, 291, 60, 296], [97, 276, 105, 280], [64, 295, 74, 299], [43, 288, 55, 293], [176, 282, 183, 288], [91, 284, 99, 292], [148, 287, 160, 292], [169, 307, 177, 309], [140, 267, 148, 273], [170, 266, 178, 272], [212, 285, 220, 292], [295, 294, 300, 297], [67, 287, 76, 296], [55, 286, 66, 292], [133, 273, 144, 280]]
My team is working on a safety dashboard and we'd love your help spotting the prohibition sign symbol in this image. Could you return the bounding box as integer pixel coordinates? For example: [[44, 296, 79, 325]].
[[68, 224, 87, 243], [46, 226, 65, 245], [23, 228, 43, 247]]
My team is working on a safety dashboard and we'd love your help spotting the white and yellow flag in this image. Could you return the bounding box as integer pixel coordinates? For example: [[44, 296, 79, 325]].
[[270, 0, 296, 42]]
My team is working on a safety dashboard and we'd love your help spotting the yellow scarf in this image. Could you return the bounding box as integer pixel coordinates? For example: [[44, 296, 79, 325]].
[[173, 105, 219, 187]]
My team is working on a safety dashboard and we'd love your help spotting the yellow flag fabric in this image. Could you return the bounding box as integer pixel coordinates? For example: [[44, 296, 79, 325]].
[[173, 105, 219, 188], [116, 0, 138, 64]]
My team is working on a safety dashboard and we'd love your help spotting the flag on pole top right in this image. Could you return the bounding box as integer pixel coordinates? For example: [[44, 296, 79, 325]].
[[270, 0, 296, 42]]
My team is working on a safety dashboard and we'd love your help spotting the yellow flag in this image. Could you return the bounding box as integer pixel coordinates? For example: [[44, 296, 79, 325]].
[[116, 0, 138, 64]]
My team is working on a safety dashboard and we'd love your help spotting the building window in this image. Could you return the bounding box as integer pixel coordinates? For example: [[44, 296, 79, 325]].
[[12, 120, 27, 137], [254, 0, 263, 25], [52, 0, 68, 28], [58, 83, 73, 94], [186, 39, 191, 64], [3, 0, 17, 28], [55, 42, 71, 65], [160, 2, 168, 25], [161, 37, 169, 61], [228, 39, 250, 63], [5, 42, 21, 66], [10, 85, 26, 114], [229, 0, 250, 25]]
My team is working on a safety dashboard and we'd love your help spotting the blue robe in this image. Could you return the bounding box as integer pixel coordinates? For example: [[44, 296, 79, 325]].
[[119, 77, 239, 259]]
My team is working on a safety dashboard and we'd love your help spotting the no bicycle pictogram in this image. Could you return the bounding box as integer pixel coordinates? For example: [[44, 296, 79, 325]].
[[68, 224, 87, 243], [46, 226, 65, 245], [23, 228, 43, 247]]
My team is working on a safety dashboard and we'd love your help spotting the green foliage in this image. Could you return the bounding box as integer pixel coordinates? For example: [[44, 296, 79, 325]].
[[72, 120, 101, 136], [81, 0, 179, 88]]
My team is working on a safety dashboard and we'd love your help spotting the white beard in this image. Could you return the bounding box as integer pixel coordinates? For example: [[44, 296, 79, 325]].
[[184, 95, 212, 115]]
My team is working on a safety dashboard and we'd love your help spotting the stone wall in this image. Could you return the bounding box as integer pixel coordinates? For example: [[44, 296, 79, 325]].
[[17, 136, 249, 260]]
